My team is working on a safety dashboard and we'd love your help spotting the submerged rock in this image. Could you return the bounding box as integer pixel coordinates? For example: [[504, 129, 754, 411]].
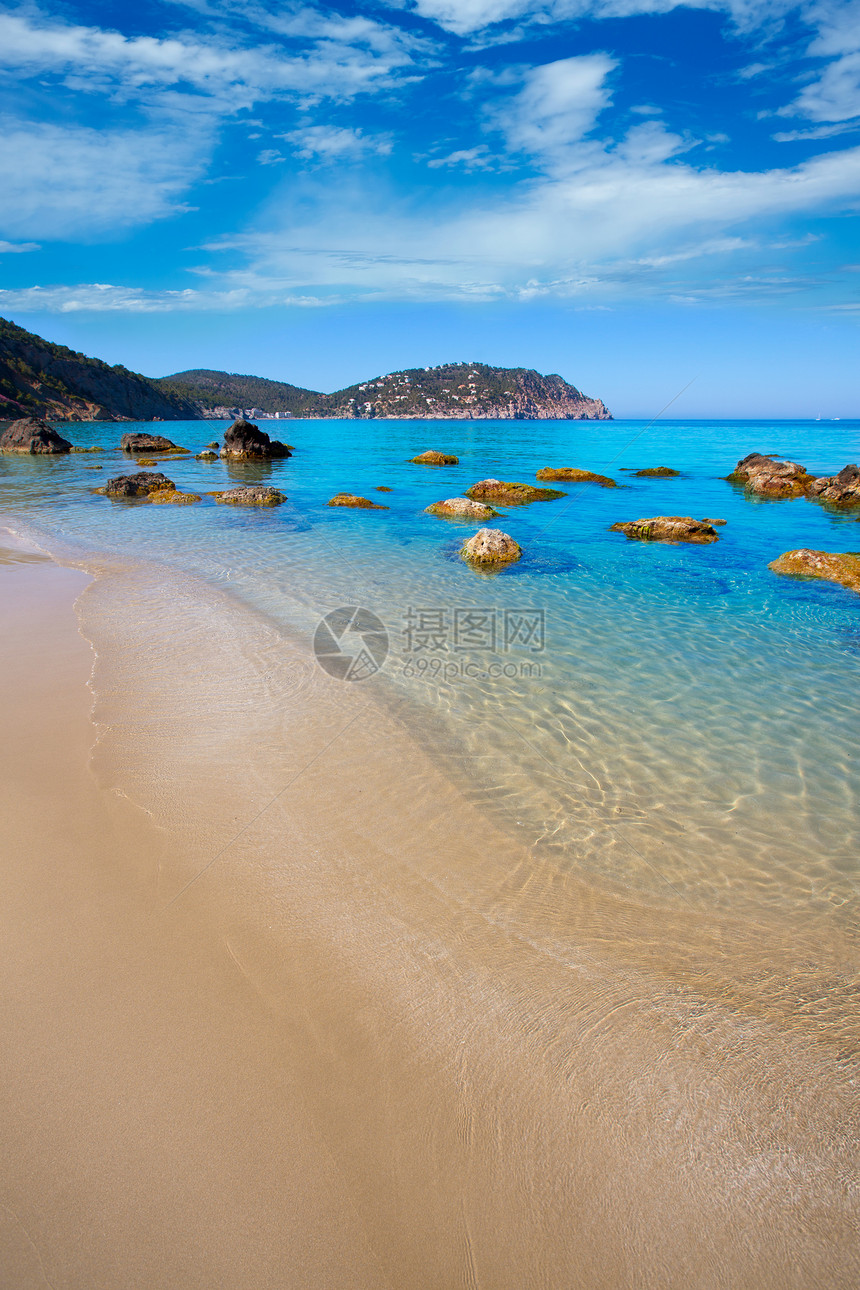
[[536, 466, 616, 487], [0, 417, 72, 454], [205, 441, 219, 449], [136, 457, 158, 466], [70, 445, 103, 453], [610, 516, 719, 543], [411, 450, 459, 465], [630, 466, 680, 477], [220, 418, 292, 460], [460, 528, 522, 566], [702, 517, 727, 526], [121, 432, 185, 453], [769, 548, 860, 594], [149, 489, 201, 505], [98, 471, 175, 498], [806, 464, 860, 506], [726, 452, 815, 498], [375, 486, 394, 492], [212, 486, 287, 507], [465, 478, 565, 505], [425, 497, 498, 520], [328, 493, 388, 509], [196, 449, 218, 460]]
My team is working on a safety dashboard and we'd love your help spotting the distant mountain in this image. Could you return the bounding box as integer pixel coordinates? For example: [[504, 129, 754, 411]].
[[160, 361, 612, 421], [155, 369, 321, 419], [0, 317, 199, 422]]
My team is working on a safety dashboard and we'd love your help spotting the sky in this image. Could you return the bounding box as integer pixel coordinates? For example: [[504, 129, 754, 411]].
[[0, 0, 858, 415]]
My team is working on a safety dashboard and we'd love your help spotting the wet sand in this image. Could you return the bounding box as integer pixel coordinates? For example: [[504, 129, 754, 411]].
[[1, 533, 858, 1288]]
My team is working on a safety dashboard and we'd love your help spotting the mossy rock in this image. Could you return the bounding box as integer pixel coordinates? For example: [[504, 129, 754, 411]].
[[460, 528, 522, 566], [328, 493, 388, 509], [769, 549, 860, 594], [465, 478, 564, 505], [71, 445, 104, 453], [536, 466, 616, 487], [425, 497, 498, 520], [630, 466, 679, 477], [149, 489, 201, 506], [376, 486, 394, 492], [411, 450, 459, 465], [609, 515, 718, 543], [136, 457, 158, 466], [212, 486, 287, 507]]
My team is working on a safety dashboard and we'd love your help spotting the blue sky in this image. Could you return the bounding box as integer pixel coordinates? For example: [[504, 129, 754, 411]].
[[0, 0, 858, 414]]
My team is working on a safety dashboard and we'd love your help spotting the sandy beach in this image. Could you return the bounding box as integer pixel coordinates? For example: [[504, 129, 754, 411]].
[[2, 530, 858, 1288]]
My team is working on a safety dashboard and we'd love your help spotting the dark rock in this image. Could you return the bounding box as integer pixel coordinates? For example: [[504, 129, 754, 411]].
[[460, 528, 522, 565], [465, 478, 565, 505], [99, 471, 175, 498], [610, 516, 719, 543], [376, 486, 394, 492], [0, 417, 72, 454], [726, 453, 815, 498], [196, 449, 218, 461], [769, 549, 860, 593], [121, 432, 184, 453], [220, 419, 292, 460], [806, 463, 860, 506], [328, 493, 388, 509], [536, 466, 616, 486], [212, 486, 287, 507], [411, 450, 459, 465]]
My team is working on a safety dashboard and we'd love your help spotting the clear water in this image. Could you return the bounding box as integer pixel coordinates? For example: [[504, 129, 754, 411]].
[[2, 416, 859, 933]]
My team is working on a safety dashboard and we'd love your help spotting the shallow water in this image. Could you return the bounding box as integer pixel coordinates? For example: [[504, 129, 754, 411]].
[[3, 416, 858, 927], [3, 417, 860, 1285]]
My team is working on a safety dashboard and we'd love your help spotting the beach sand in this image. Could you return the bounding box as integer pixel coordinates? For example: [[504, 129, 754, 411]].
[[1, 532, 858, 1288]]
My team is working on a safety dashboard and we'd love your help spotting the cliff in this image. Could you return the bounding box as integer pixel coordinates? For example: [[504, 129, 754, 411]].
[[0, 317, 199, 422], [159, 361, 612, 421]]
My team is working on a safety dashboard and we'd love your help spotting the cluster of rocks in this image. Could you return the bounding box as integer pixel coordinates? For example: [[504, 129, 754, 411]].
[[728, 452, 860, 506]]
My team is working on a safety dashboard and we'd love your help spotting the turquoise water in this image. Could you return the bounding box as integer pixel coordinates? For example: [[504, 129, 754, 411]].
[[2, 416, 859, 927]]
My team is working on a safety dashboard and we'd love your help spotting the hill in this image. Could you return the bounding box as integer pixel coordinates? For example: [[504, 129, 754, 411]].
[[0, 317, 198, 422], [159, 361, 612, 421]]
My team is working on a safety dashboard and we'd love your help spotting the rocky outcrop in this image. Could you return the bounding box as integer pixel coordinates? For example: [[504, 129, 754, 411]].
[[196, 449, 218, 460], [220, 419, 292, 460], [425, 497, 498, 519], [460, 528, 522, 566], [121, 432, 186, 453], [536, 466, 616, 487], [0, 416, 72, 453], [465, 479, 565, 505], [610, 516, 720, 543], [411, 450, 459, 465], [806, 464, 860, 506], [98, 471, 175, 498], [630, 466, 679, 477], [0, 316, 199, 421], [328, 493, 388, 509], [212, 486, 287, 507], [149, 489, 201, 505], [769, 549, 860, 594], [727, 453, 816, 498]]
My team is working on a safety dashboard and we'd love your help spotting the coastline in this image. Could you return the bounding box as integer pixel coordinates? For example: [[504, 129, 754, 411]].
[[2, 524, 858, 1287]]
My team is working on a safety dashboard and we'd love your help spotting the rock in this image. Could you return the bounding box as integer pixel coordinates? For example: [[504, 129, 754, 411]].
[[220, 418, 292, 460], [460, 528, 522, 566], [0, 417, 72, 454], [212, 486, 287, 507], [465, 478, 565, 505], [536, 466, 616, 487], [726, 452, 815, 498], [136, 457, 158, 466], [376, 486, 393, 492], [806, 463, 860, 506], [85, 465, 103, 471], [70, 445, 103, 453], [205, 441, 219, 449], [425, 497, 498, 519], [327, 493, 388, 509], [121, 432, 185, 453], [769, 549, 860, 594], [149, 490, 201, 505], [196, 449, 218, 461], [98, 471, 176, 498], [630, 466, 679, 477], [411, 450, 459, 465], [609, 516, 719, 543], [702, 517, 727, 526]]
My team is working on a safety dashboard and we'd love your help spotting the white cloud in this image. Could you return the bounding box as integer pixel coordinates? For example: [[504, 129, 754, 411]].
[[427, 145, 495, 168], [0, 240, 40, 253], [0, 283, 334, 313], [0, 123, 207, 239], [497, 55, 616, 159], [773, 118, 860, 138], [788, 51, 860, 121], [282, 125, 393, 160]]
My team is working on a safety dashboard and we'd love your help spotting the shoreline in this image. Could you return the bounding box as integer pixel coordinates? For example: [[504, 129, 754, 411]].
[[2, 523, 859, 1286]]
